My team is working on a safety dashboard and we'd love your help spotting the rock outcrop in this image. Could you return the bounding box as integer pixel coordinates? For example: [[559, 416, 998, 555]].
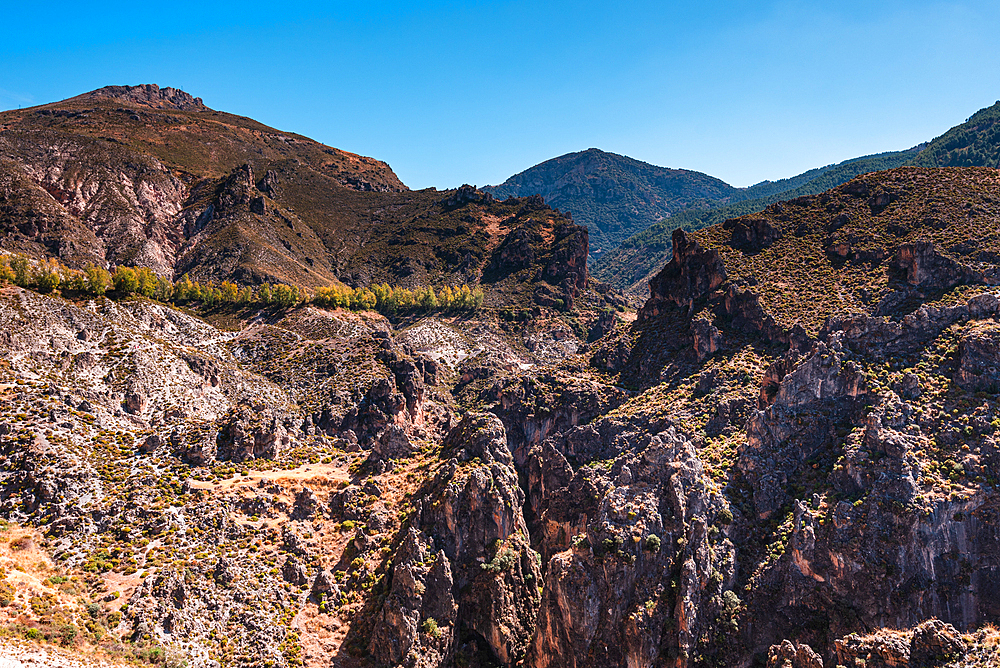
[[767, 640, 823, 668], [78, 83, 207, 110], [891, 242, 982, 291], [639, 229, 726, 320], [369, 413, 542, 667], [523, 415, 737, 668], [724, 216, 782, 251], [833, 619, 968, 668]]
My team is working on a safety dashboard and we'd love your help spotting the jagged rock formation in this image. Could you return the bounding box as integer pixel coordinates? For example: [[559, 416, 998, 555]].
[[578, 166, 1000, 667], [524, 416, 737, 668], [73, 83, 207, 110], [638, 229, 726, 320], [368, 413, 542, 667], [5, 93, 1000, 668]]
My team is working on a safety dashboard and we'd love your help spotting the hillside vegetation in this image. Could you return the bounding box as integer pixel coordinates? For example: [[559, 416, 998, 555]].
[[595, 99, 1000, 294], [912, 100, 1000, 169]]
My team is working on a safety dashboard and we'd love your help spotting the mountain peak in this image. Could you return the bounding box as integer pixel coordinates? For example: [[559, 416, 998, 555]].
[[70, 83, 206, 111], [484, 148, 737, 256]]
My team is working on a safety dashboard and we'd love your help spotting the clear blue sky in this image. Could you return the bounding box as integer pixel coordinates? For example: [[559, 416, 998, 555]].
[[2, 1, 999, 190]]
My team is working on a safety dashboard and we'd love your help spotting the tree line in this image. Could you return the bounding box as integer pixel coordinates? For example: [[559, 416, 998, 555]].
[[0, 254, 484, 314]]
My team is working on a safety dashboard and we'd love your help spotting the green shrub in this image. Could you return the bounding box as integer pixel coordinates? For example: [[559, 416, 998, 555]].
[[0, 581, 14, 606], [482, 544, 519, 574], [421, 617, 442, 638], [59, 624, 78, 646]]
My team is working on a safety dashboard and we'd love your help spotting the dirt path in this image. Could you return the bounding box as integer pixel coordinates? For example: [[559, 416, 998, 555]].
[[187, 462, 352, 493]]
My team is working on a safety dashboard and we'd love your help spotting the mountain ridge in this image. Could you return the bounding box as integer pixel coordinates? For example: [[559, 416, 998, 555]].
[[0, 85, 602, 316], [593, 146, 923, 292], [591, 99, 1000, 293]]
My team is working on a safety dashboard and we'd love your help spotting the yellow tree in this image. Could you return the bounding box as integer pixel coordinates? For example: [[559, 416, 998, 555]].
[[112, 267, 139, 295], [220, 281, 239, 303], [85, 264, 111, 296]]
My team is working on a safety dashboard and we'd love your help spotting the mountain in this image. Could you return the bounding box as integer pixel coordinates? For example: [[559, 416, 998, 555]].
[[593, 147, 922, 292], [576, 165, 1000, 666], [0, 85, 600, 314], [911, 100, 1000, 168], [483, 148, 739, 257], [3, 86, 1000, 668]]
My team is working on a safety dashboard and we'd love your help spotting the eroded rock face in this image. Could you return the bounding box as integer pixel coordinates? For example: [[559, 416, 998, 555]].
[[440, 184, 493, 210], [217, 406, 293, 462], [369, 413, 542, 667], [909, 619, 966, 667], [692, 317, 722, 361], [1, 132, 189, 275], [723, 284, 790, 345], [729, 311, 1000, 663], [891, 242, 982, 291], [374, 424, 414, 460], [484, 372, 628, 465], [369, 529, 457, 667], [639, 229, 727, 320], [956, 321, 1000, 392], [740, 336, 867, 519], [724, 216, 782, 251], [835, 630, 910, 668], [524, 416, 737, 668]]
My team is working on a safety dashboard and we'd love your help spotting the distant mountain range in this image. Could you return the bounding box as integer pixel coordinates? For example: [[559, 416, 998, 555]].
[[592, 147, 922, 292], [487, 100, 1000, 292], [483, 149, 739, 257]]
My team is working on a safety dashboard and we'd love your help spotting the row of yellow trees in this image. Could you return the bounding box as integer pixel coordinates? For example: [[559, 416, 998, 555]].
[[313, 283, 483, 312], [0, 254, 483, 314]]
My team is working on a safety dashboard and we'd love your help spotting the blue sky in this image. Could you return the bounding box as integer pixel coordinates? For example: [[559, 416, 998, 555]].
[[2, 1, 999, 190]]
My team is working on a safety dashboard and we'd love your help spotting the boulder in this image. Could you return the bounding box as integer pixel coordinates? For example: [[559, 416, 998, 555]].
[[692, 318, 722, 361], [311, 568, 340, 600], [374, 425, 414, 460], [910, 619, 965, 668], [281, 556, 309, 586], [766, 640, 823, 668]]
